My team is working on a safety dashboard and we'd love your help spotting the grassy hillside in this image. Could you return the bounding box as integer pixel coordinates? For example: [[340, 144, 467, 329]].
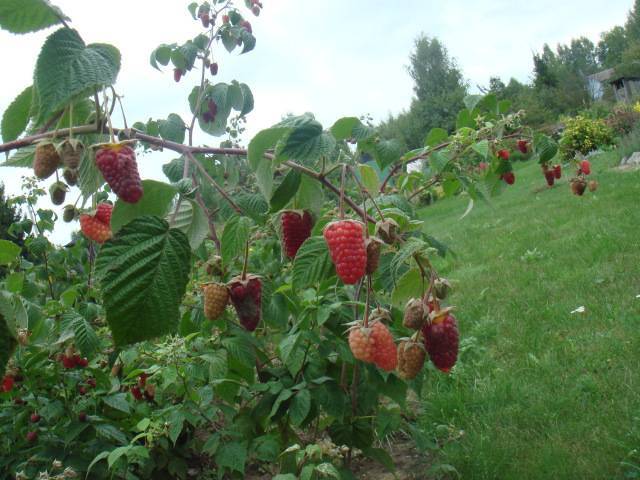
[[418, 151, 640, 479]]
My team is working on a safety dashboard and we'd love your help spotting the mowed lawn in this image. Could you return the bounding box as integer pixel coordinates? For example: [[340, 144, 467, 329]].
[[418, 151, 640, 479]]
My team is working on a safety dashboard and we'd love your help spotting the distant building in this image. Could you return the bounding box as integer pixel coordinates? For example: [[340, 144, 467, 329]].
[[588, 66, 640, 103]]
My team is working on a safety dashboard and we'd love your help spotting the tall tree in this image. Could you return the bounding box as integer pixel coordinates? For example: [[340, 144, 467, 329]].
[[626, 0, 640, 42], [380, 35, 467, 149], [0, 183, 20, 242], [597, 26, 629, 68]]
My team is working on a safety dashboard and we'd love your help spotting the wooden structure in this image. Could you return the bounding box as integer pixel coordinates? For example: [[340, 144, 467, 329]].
[[588, 67, 640, 103]]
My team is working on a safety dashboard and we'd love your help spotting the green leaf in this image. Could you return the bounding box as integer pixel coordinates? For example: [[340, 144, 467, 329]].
[[456, 109, 475, 130], [359, 138, 402, 170], [278, 333, 304, 376], [0, 240, 21, 265], [87, 452, 110, 478], [34, 28, 121, 124], [170, 199, 209, 250], [463, 95, 483, 111], [171, 41, 198, 70], [391, 268, 424, 308], [357, 164, 380, 196], [270, 169, 301, 212], [107, 446, 130, 469], [292, 237, 334, 289], [361, 447, 395, 473], [315, 463, 341, 478], [95, 216, 191, 346], [60, 311, 99, 356], [1, 86, 32, 142], [158, 113, 186, 144], [150, 44, 174, 70], [424, 127, 448, 148], [169, 411, 185, 445], [289, 389, 311, 426], [238, 82, 254, 116], [472, 140, 489, 159], [220, 216, 252, 265], [248, 127, 290, 199], [534, 134, 558, 164], [498, 99, 511, 114], [240, 30, 256, 54], [111, 180, 177, 233], [330, 117, 360, 140], [275, 116, 335, 165], [0, 309, 17, 378], [0, 0, 68, 34], [295, 175, 324, 216], [215, 441, 247, 473], [103, 393, 131, 414], [1, 145, 34, 167]]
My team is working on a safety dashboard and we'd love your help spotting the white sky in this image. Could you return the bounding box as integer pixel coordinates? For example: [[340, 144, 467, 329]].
[[0, 0, 633, 243]]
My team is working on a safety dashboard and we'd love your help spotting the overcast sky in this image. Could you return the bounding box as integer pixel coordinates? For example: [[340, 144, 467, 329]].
[[0, 0, 633, 243]]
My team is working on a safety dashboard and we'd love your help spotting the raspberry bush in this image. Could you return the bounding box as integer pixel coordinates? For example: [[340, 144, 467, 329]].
[[0, 1, 572, 478]]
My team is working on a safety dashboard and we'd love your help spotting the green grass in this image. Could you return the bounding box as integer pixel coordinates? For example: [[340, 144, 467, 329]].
[[418, 151, 640, 479]]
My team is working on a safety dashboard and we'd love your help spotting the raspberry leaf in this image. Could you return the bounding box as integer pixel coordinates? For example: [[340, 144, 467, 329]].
[[220, 216, 253, 265], [95, 216, 191, 346], [34, 28, 121, 125], [60, 311, 99, 357], [0, 0, 69, 34], [169, 200, 209, 250], [111, 180, 177, 233], [292, 237, 334, 290], [269, 169, 301, 212], [1, 86, 32, 143], [0, 294, 17, 377]]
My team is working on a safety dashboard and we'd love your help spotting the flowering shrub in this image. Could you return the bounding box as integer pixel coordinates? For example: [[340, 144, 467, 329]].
[[559, 115, 614, 161]]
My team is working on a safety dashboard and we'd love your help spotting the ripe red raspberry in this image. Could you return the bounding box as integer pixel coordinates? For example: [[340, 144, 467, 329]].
[[228, 275, 262, 331], [30, 413, 41, 423], [554, 164, 562, 179], [75, 356, 88, 368], [78, 385, 87, 395], [323, 220, 367, 285], [348, 324, 375, 363], [210, 62, 219, 76], [501, 171, 515, 185], [1, 375, 14, 392], [61, 354, 76, 369], [131, 385, 144, 401], [222, 14, 230, 24], [138, 373, 148, 387], [397, 340, 426, 380], [544, 170, 555, 186], [365, 237, 383, 274], [94, 142, 143, 203], [33, 141, 61, 179], [517, 140, 528, 154], [86, 377, 97, 388], [422, 310, 459, 373], [80, 203, 113, 244], [497, 149, 510, 160], [371, 321, 397, 371], [403, 298, 426, 330], [580, 159, 591, 175], [203, 282, 229, 320], [174, 68, 183, 82], [78, 411, 88, 422], [251, 5, 260, 15], [281, 210, 313, 258], [26, 431, 38, 443]]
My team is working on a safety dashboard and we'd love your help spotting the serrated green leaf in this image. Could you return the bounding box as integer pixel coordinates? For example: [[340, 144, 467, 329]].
[[220, 215, 252, 265], [247, 127, 289, 199], [170, 199, 209, 250], [95, 216, 191, 346], [391, 268, 424, 308], [463, 95, 483, 111], [238, 83, 253, 116], [158, 113, 186, 144], [0, 0, 68, 34], [456, 109, 475, 130], [171, 41, 198, 70], [270, 169, 301, 212], [390, 237, 427, 282], [1, 86, 32, 142], [150, 44, 174, 70], [292, 237, 334, 289], [60, 311, 99, 356], [330, 117, 360, 140], [0, 240, 21, 265], [290, 389, 311, 426], [534, 133, 558, 164], [215, 441, 247, 473], [103, 393, 131, 414], [359, 137, 402, 170], [424, 127, 448, 148], [357, 164, 380, 197], [34, 28, 121, 124], [1, 145, 35, 167], [275, 117, 335, 164], [111, 180, 177, 233], [295, 175, 324, 216], [0, 309, 17, 378], [472, 140, 489, 159]]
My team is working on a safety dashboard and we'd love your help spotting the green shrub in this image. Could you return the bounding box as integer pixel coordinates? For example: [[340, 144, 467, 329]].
[[559, 115, 614, 161]]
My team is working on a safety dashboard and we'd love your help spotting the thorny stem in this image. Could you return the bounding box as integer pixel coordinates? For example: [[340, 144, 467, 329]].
[[241, 240, 249, 280], [112, 87, 128, 130], [339, 164, 347, 219], [185, 150, 243, 214], [68, 102, 73, 140], [192, 178, 221, 252], [348, 165, 385, 222]]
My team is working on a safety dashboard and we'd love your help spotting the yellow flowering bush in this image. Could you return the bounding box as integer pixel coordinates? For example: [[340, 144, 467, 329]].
[[559, 115, 614, 161]]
